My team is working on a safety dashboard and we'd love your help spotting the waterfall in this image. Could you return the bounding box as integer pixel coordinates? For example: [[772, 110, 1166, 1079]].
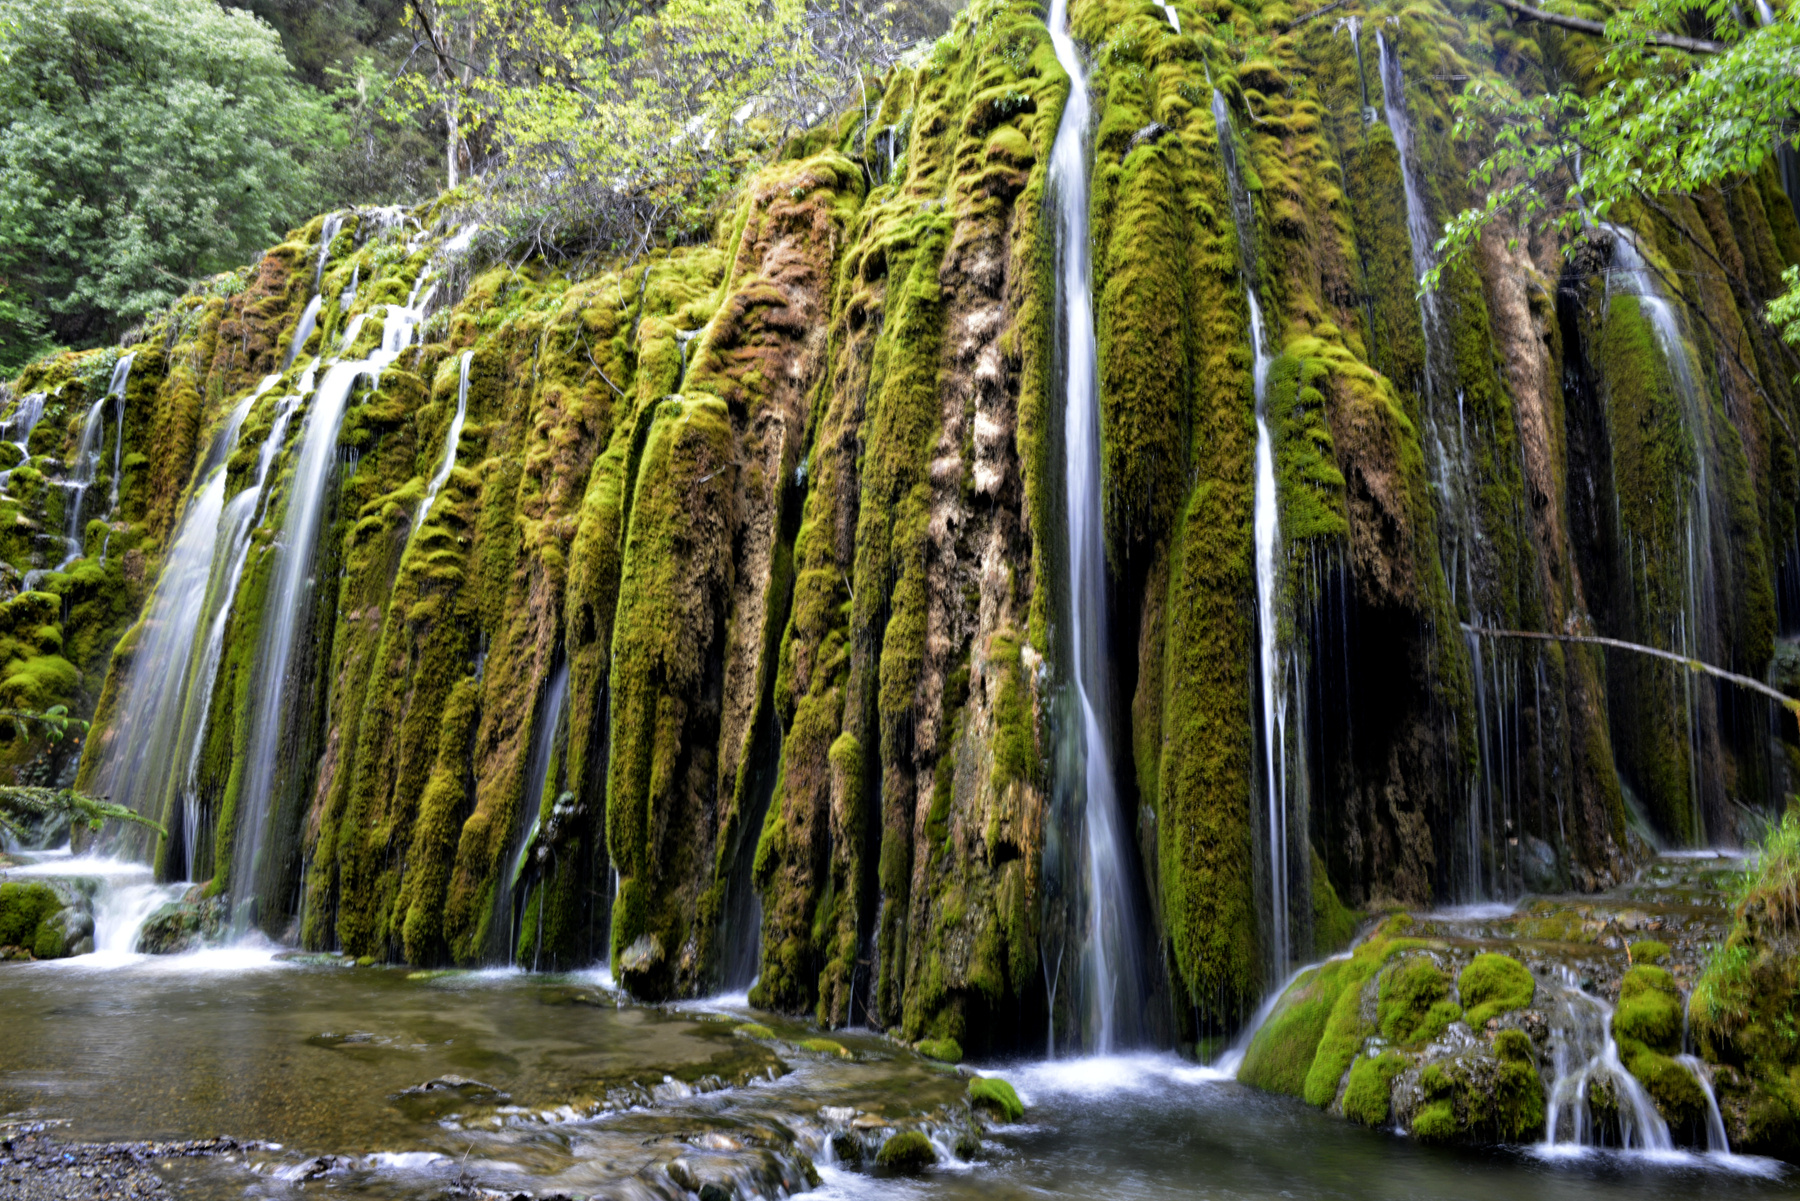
[[285, 296, 323, 371], [169, 387, 308, 881], [230, 301, 424, 929], [85, 377, 276, 858], [48, 353, 134, 575], [0, 392, 47, 493], [1541, 970, 1674, 1151], [1152, 0, 1181, 32], [314, 212, 346, 291], [4, 392, 46, 457], [502, 659, 570, 964], [1048, 0, 1143, 1052], [1214, 88, 1308, 982], [417, 350, 470, 527], [1600, 225, 1721, 843], [1375, 31, 1526, 898]]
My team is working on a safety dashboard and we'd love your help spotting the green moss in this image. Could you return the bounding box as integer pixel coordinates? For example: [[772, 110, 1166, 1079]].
[[0, 881, 64, 953], [1379, 958, 1459, 1045], [735, 1022, 776, 1040], [1343, 1051, 1406, 1126], [1457, 954, 1534, 1030], [1615, 964, 1683, 1052], [875, 1130, 937, 1172], [801, 1037, 851, 1057], [1310, 850, 1360, 957], [1239, 916, 1428, 1104], [916, 1036, 963, 1063], [1629, 939, 1670, 965], [968, 1076, 1024, 1121]]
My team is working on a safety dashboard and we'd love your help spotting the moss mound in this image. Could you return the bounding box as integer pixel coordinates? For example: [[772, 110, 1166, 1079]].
[[1379, 957, 1461, 1045], [875, 1131, 937, 1172], [1343, 1051, 1406, 1126], [916, 1037, 963, 1063], [1457, 954, 1534, 1029], [968, 1076, 1024, 1121], [0, 880, 84, 959]]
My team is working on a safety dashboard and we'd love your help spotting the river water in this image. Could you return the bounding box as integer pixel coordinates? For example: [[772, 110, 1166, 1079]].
[[0, 945, 1789, 1198]]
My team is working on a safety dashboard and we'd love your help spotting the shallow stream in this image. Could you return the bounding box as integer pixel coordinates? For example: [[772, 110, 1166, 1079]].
[[0, 854, 1792, 1199]]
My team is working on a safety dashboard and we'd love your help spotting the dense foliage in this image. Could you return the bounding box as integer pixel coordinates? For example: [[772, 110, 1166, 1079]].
[[0, 0, 333, 360], [1435, 0, 1800, 339]]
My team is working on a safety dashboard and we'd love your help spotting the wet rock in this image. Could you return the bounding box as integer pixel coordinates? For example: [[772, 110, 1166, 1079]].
[[966, 1077, 1023, 1122], [0, 1127, 261, 1200], [392, 1075, 510, 1121], [135, 887, 226, 954], [1521, 836, 1560, 893], [874, 1131, 936, 1173], [0, 878, 92, 959]]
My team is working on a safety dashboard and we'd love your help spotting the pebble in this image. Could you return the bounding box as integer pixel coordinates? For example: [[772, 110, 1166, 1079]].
[[0, 1128, 257, 1200]]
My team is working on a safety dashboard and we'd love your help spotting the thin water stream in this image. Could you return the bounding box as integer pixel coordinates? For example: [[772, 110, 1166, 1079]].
[[1047, 0, 1142, 1052]]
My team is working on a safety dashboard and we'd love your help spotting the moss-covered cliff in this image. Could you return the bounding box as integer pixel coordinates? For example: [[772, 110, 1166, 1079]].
[[6, 0, 1799, 1060]]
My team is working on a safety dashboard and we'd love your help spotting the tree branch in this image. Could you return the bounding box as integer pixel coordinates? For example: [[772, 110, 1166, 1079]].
[[1489, 0, 1728, 54], [1463, 624, 1800, 727]]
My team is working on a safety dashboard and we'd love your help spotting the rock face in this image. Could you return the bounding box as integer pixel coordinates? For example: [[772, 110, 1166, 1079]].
[[1, 0, 1797, 1062]]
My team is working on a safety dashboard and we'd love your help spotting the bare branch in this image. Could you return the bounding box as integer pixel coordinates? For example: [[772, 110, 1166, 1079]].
[[1488, 0, 1728, 54]]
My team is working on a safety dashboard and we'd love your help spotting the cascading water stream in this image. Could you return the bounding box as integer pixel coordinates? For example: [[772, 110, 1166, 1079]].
[[501, 659, 570, 965], [85, 376, 277, 859], [1048, 0, 1143, 1052], [1599, 224, 1721, 842], [0, 392, 47, 492], [46, 353, 134, 578], [417, 350, 470, 529], [1376, 30, 1525, 898], [169, 386, 309, 881], [1214, 87, 1305, 982], [230, 299, 425, 929], [1541, 969, 1674, 1151]]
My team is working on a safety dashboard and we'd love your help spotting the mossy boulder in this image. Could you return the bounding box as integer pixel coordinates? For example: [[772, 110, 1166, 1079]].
[[1614, 964, 1706, 1123], [1343, 1051, 1407, 1126], [801, 1038, 851, 1058], [967, 1076, 1024, 1121], [0, 879, 91, 959], [136, 888, 227, 954], [875, 1130, 937, 1173], [1239, 916, 1428, 1105], [916, 1037, 962, 1063], [1457, 954, 1535, 1030], [1379, 957, 1461, 1045], [1397, 1032, 1545, 1144]]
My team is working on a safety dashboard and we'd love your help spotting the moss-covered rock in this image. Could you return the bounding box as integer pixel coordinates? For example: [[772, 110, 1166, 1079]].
[[968, 1076, 1024, 1121], [0, 879, 90, 958], [1457, 954, 1534, 1030], [875, 1130, 937, 1172]]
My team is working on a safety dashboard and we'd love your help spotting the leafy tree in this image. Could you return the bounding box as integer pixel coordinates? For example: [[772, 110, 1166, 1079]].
[[0, 0, 336, 351], [388, 0, 910, 258], [1432, 0, 1800, 333]]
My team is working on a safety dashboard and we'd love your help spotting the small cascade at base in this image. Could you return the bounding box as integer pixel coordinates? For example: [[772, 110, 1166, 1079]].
[[500, 658, 571, 966], [1541, 967, 1673, 1151]]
